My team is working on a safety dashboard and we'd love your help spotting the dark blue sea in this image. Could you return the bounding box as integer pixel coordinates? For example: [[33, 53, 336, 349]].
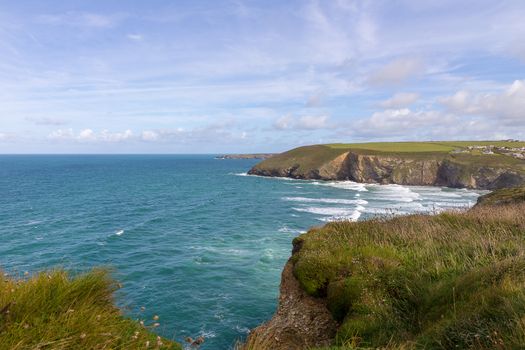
[[0, 155, 485, 349]]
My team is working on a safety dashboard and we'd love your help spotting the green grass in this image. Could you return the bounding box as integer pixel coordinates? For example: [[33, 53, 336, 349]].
[[289, 203, 525, 349], [251, 144, 349, 176], [476, 186, 525, 207], [327, 142, 457, 153], [328, 141, 525, 153], [0, 268, 181, 350]]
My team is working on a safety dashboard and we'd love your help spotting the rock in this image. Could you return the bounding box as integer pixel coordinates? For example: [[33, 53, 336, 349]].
[[242, 243, 337, 350]]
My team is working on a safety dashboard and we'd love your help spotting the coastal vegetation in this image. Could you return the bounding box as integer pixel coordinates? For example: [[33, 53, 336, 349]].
[[244, 187, 525, 349], [0, 268, 181, 349]]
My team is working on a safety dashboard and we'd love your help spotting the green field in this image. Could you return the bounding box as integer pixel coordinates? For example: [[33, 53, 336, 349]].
[[328, 141, 525, 153]]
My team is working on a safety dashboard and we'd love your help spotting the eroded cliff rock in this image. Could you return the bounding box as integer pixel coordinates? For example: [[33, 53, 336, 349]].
[[243, 258, 337, 350]]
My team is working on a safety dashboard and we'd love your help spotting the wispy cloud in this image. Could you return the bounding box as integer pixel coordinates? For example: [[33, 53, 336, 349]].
[[440, 80, 525, 123], [367, 58, 424, 86], [48, 129, 134, 142], [0, 1, 524, 152], [274, 115, 331, 131], [379, 92, 419, 108], [36, 12, 125, 28], [26, 117, 68, 126]]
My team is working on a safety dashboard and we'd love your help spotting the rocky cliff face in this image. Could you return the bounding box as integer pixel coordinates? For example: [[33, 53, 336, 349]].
[[249, 151, 525, 190], [243, 246, 337, 349]]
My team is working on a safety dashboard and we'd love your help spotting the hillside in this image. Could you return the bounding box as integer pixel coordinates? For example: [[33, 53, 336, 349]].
[[248, 141, 525, 189], [0, 268, 181, 349], [244, 188, 525, 349]]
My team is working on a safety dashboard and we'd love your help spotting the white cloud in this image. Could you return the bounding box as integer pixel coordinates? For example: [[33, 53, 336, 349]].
[[127, 34, 143, 41], [141, 130, 159, 142], [353, 108, 450, 137], [367, 58, 423, 86], [26, 117, 68, 126], [440, 80, 525, 122], [379, 92, 419, 108], [48, 128, 75, 140], [48, 129, 134, 143], [274, 115, 331, 130], [37, 12, 122, 28], [78, 129, 95, 141], [99, 129, 133, 142]]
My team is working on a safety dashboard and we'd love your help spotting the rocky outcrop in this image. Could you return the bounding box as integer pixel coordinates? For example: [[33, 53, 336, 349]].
[[475, 186, 525, 206], [215, 153, 275, 160], [249, 151, 525, 190], [243, 256, 337, 349]]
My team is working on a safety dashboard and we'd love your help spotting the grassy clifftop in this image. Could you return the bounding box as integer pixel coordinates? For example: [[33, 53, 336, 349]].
[[289, 198, 525, 349], [476, 186, 525, 207], [0, 269, 181, 349], [249, 141, 525, 189]]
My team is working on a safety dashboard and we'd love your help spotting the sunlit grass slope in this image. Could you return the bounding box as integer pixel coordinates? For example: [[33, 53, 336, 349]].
[[0, 268, 181, 350], [328, 141, 525, 152], [476, 186, 525, 207], [291, 202, 525, 349]]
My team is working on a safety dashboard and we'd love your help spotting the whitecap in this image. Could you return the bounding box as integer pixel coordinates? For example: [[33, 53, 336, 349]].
[[318, 209, 362, 222], [277, 225, 301, 234], [312, 181, 368, 192], [368, 184, 421, 202], [282, 196, 368, 205], [115, 230, 124, 236]]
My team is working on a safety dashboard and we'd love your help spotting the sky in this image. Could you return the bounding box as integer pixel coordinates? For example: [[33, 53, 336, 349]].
[[0, 0, 524, 153]]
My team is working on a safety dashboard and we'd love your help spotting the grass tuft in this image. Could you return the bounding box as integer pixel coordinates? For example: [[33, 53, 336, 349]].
[[0, 268, 181, 349]]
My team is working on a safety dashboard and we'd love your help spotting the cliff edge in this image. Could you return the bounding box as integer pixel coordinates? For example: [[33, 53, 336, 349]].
[[248, 142, 525, 189], [244, 189, 525, 349], [243, 247, 337, 350]]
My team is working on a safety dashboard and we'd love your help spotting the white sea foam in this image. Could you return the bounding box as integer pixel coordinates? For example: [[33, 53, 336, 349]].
[[277, 225, 302, 234], [312, 181, 368, 192], [318, 208, 363, 222], [282, 196, 368, 205], [368, 184, 421, 202], [115, 230, 124, 236], [292, 206, 355, 216]]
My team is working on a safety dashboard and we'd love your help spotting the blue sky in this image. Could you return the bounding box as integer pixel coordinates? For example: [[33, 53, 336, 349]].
[[0, 0, 524, 153]]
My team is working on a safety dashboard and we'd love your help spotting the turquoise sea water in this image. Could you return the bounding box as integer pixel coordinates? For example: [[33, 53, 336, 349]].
[[0, 155, 485, 349]]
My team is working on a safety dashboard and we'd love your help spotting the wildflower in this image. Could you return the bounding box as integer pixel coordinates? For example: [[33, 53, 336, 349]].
[[80, 333, 86, 339], [140, 320, 145, 326], [145, 340, 150, 348]]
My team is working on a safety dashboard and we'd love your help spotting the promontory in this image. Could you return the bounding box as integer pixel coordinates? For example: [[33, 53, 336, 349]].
[[248, 141, 525, 189]]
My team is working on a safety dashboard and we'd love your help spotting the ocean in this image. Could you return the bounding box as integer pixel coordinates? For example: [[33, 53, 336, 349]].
[[0, 155, 485, 349]]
